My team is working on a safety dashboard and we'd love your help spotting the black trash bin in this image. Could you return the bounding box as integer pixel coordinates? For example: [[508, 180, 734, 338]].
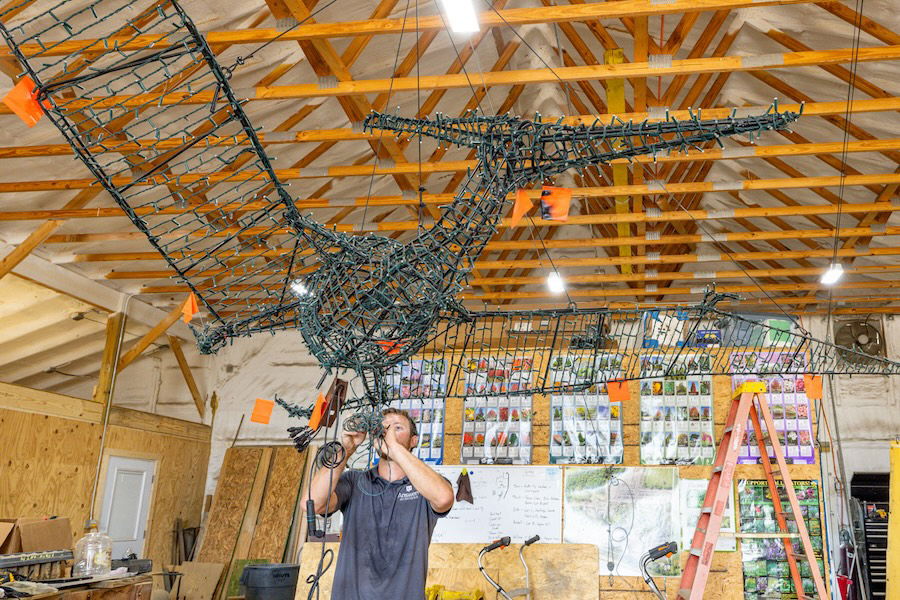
[[239, 564, 301, 600]]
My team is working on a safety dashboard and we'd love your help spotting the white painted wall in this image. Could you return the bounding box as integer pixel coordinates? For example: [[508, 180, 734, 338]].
[[803, 314, 900, 476], [203, 330, 333, 494]]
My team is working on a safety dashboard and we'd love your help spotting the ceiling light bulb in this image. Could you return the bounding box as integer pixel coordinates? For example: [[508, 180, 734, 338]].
[[438, 0, 480, 33], [547, 271, 565, 294], [290, 279, 309, 296], [820, 263, 844, 285]]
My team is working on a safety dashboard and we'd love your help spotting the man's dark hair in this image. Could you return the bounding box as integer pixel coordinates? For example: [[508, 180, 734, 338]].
[[382, 408, 418, 437]]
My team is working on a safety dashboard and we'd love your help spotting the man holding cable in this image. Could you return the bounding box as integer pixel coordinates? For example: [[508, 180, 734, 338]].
[[306, 408, 454, 600]]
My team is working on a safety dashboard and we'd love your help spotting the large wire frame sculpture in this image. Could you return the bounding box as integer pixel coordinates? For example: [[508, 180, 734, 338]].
[[4, 0, 900, 429]]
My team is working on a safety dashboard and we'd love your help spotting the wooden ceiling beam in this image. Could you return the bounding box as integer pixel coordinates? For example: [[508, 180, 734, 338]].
[[663, 13, 738, 107], [3, 0, 810, 59], [5, 147, 898, 194], [765, 29, 893, 101], [469, 263, 900, 287], [37, 193, 900, 245], [11, 45, 897, 113], [749, 70, 900, 164], [815, 1, 900, 45], [3, 97, 897, 160], [842, 170, 900, 250], [139, 264, 900, 295], [116, 302, 184, 372], [105, 245, 900, 280], [168, 335, 205, 419], [0, 188, 98, 281], [464, 278, 900, 301], [471, 245, 900, 271]]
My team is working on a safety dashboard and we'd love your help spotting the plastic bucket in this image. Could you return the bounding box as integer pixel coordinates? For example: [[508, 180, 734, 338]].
[[239, 564, 300, 600]]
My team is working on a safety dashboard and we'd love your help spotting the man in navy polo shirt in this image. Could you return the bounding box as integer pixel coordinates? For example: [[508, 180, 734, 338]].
[[307, 408, 454, 600]]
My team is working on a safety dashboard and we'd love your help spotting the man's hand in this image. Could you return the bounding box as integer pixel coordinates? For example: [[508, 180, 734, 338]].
[[383, 424, 409, 452], [342, 429, 365, 452]]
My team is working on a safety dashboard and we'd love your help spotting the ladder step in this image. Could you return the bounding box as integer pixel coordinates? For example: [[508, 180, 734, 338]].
[[677, 590, 692, 599], [713, 466, 723, 473], [701, 507, 712, 514], [723, 426, 734, 434], [689, 548, 702, 557]]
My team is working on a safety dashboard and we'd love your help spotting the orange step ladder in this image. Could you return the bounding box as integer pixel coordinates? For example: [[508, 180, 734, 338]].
[[677, 382, 828, 600]]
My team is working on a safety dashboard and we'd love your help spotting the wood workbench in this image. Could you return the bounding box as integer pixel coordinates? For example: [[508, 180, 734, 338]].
[[25, 575, 152, 600]]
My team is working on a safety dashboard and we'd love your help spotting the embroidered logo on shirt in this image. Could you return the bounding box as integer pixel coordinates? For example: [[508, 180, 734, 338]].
[[397, 486, 420, 501]]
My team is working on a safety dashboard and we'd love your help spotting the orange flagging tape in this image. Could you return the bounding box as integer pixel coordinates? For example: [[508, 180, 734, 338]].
[[510, 189, 533, 228], [2, 76, 46, 127], [308, 392, 328, 431], [607, 380, 630, 402], [250, 398, 275, 424], [539, 186, 572, 221], [181, 292, 199, 324], [803, 374, 823, 401]]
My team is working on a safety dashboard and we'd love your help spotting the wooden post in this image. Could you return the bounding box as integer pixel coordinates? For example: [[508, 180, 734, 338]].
[[169, 335, 206, 418], [93, 312, 125, 405], [117, 302, 185, 372], [888, 439, 900, 599]]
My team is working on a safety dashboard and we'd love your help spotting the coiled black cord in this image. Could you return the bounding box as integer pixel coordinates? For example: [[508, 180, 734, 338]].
[[316, 441, 346, 469]]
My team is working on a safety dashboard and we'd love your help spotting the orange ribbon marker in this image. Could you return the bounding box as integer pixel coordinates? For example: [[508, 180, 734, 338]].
[[2, 76, 46, 127], [181, 292, 199, 324], [539, 186, 572, 221], [510, 189, 533, 228], [803, 374, 823, 401], [607, 380, 630, 402], [308, 392, 329, 431], [250, 398, 275, 424], [376, 339, 405, 355]]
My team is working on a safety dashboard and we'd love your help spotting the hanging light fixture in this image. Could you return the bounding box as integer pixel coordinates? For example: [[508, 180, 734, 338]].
[[820, 263, 844, 285], [438, 0, 480, 33], [547, 271, 565, 294]]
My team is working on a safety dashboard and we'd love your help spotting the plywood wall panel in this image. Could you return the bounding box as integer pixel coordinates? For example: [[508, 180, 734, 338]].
[[0, 402, 209, 570], [248, 447, 306, 561], [105, 424, 210, 567], [196, 447, 262, 565]]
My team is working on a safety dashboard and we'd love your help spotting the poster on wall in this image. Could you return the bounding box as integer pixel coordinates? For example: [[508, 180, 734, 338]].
[[548, 353, 625, 464], [730, 352, 815, 465], [563, 467, 681, 578], [461, 356, 534, 465], [738, 479, 825, 599], [461, 397, 532, 465], [679, 479, 736, 552], [384, 358, 448, 464], [639, 353, 715, 466]]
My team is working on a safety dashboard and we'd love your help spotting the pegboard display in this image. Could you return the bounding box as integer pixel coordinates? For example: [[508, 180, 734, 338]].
[[461, 395, 533, 465], [384, 358, 450, 464], [639, 353, 715, 465], [548, 354, 625, 464], [731, 353, 815, 465]]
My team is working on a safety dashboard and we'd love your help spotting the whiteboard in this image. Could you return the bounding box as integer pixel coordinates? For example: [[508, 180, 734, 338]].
[[432, 465, 563, 544]]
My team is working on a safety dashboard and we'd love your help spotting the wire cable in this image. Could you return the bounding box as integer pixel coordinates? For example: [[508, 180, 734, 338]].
[[360, 0, 412, 232], [824, 0, 866, 324]]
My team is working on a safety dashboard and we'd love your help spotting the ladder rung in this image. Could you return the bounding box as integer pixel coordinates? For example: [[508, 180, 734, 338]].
[[713, 466, 723, 473], [689, 548, 702, 557], [677, 590, 692, 599], [701, 507, 712, 514], [723, 426, 734, 434]]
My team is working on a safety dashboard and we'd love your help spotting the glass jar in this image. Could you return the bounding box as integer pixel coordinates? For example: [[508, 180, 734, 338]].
[[72, 519, 112, 577]]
